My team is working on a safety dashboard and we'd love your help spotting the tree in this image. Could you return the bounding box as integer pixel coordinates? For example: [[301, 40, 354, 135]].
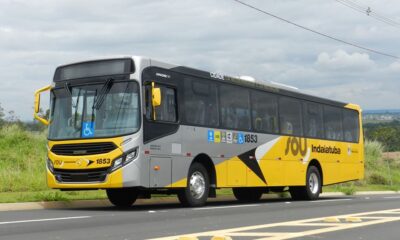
[[0, 102, 4, 126], [365, 123, 400, 152]]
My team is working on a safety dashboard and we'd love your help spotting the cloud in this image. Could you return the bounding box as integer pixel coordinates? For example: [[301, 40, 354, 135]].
[[315, 50, 375, 71], [0, 0, 399, 121], [389, 61, 400, 72]]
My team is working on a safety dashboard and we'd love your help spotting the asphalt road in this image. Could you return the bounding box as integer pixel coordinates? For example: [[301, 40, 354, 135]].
[[1, 194, 400, 240]]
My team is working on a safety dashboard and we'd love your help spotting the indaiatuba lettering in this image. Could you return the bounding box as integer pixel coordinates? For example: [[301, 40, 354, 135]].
[[311, 145, 341, 154]]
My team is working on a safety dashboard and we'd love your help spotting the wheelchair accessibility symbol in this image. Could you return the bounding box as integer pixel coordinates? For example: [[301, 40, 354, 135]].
[[82, 122, 95, 138]]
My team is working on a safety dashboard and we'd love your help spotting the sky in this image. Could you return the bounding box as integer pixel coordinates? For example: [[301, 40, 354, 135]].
[[0, 0, 399, 121]]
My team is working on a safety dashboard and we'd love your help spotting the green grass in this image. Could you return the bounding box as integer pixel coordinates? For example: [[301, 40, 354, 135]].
[[0, 124, 48, 192], [1, 124, 400, 203], [0, 190, 107, 203], [324, 140, 400, 194]]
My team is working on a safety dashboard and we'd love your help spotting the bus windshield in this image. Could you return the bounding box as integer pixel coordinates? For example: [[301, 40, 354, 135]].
[[48, 81, 140, 140]]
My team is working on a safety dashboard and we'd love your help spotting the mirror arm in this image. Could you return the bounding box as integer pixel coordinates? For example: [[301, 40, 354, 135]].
[[152, 82, 156, 120], [34, 85, 52, 126]]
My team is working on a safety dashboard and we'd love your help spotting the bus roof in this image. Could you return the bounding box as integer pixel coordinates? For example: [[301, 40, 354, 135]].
[[55, 55, 361, 111]]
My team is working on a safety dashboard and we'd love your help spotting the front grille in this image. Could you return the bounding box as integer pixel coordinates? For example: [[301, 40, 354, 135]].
[[53, 168, 109, 183], [51, 142, 117, 156]]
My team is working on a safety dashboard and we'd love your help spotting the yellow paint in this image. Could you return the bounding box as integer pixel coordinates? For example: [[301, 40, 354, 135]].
[[34, 85, 52, 125], [227, 158, 247, 186], [167, 178, 187, 188], [48, 137, 124, 170], [47, 167, 123, 189], [177, 237, 198, 240], [214, 131, 221, 143], [211, 236, 232, 240], [323, 217, 341, 223], [167, 110, 364, 188], [345, 217, 362, 223], [149, 208, 400, 240], [47, 137, 124, 189]]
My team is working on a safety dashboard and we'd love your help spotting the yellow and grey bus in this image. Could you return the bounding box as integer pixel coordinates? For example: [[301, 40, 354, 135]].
[[34, 56, 364, 207]]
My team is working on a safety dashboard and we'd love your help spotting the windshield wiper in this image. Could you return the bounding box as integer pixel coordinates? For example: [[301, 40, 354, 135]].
[[73, 88, 82, 130], [65, 82, 79, 108], [93, 78, 114, 110]]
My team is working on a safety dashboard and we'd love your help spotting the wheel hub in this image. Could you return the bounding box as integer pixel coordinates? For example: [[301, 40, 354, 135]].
[[309, 172, 319, 194], [189, 171, 206, 199]]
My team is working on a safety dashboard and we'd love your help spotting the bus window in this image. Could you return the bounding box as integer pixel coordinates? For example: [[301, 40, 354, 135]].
[[219, 84, 251, 130], [324, 106, 343, 141], [184, 77, 219, 127], [250, 90, 279, 133], [303, 102, 324, 139], [343, 109, 359, 142], [279, 97, 303, 136], [146, 84, 177, 122]]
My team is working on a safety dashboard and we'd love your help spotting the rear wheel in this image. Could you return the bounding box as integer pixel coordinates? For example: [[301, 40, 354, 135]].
[[233, 187, 263, 202], [178, 162, 210, 207], [106, 188, 138, 208], [290, 166, 321, 201]]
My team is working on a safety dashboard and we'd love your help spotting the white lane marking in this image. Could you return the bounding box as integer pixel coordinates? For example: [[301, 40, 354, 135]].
[[193, 204, 261, 210], [285, 202, 291, 204], [149, 208, 400, 240], [0, 216, 91, 225], [310, 198, 352, 203], [384, 196, 400, 199]]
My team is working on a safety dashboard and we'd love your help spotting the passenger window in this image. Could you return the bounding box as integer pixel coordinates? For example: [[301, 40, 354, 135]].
[[251, 90, 279, 133], [303, 102, 324, 138], [343, 109, 359, 142], [145, 84, 177, 122], [220, 84, 251, 130], [184, 77, 219, 127], [323, 106, 343, 141], [279, 97, 303, 136]]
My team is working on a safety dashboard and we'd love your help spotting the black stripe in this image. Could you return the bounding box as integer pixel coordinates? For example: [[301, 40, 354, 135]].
[[237, 148, 267, 184]]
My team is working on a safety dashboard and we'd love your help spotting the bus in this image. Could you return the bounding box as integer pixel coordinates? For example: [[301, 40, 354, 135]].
[[34, 56, 364, 207]]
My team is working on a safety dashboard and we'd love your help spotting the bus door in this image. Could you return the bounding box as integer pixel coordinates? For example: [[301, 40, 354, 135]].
[[143, 68, 180, 188]]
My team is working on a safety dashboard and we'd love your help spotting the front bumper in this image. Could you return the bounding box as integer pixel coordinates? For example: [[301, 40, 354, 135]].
[[47, 167, 124, 189]]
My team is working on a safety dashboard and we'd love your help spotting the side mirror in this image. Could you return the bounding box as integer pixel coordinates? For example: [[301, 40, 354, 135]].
[[34, 94, 41, 113], [151, 82, 161, 120], [151, 82, 161, 107], [34, 85, 51, 125]]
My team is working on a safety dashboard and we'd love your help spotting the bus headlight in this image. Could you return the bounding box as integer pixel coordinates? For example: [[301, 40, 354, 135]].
[[110, 147, 138, 172], [112, 157, 123, 171]]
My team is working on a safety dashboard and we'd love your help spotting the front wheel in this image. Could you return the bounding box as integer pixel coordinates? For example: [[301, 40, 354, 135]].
[[178, 163, 210, 207], [106, 188, 138, 208], [290, 166, 321, 201]]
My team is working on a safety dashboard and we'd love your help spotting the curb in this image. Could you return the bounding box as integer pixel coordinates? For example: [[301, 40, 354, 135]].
[[0, 191, 398, 212]]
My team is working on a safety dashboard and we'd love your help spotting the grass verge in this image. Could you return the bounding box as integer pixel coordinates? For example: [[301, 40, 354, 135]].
[[1, 125, 399, 203]]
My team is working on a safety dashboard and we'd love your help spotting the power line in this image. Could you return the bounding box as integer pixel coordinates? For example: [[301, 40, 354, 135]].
[[341, 0, 399, 26], [335, 0, 400, 28], [232, 0, 399, 60]]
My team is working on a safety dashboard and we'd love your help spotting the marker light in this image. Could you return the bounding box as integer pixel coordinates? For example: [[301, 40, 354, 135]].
[[47, 158, 54, 173]]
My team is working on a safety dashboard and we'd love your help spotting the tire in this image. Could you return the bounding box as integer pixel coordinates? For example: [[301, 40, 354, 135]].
[[106, 188, 138, 208], [233, 187, 263, 202], [178, 162, 210, 207], [290, 166, 321, 201]]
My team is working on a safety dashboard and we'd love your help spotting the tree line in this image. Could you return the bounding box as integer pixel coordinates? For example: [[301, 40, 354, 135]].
[[1, 102, 400, 152], [364, 120, 400, 152]]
